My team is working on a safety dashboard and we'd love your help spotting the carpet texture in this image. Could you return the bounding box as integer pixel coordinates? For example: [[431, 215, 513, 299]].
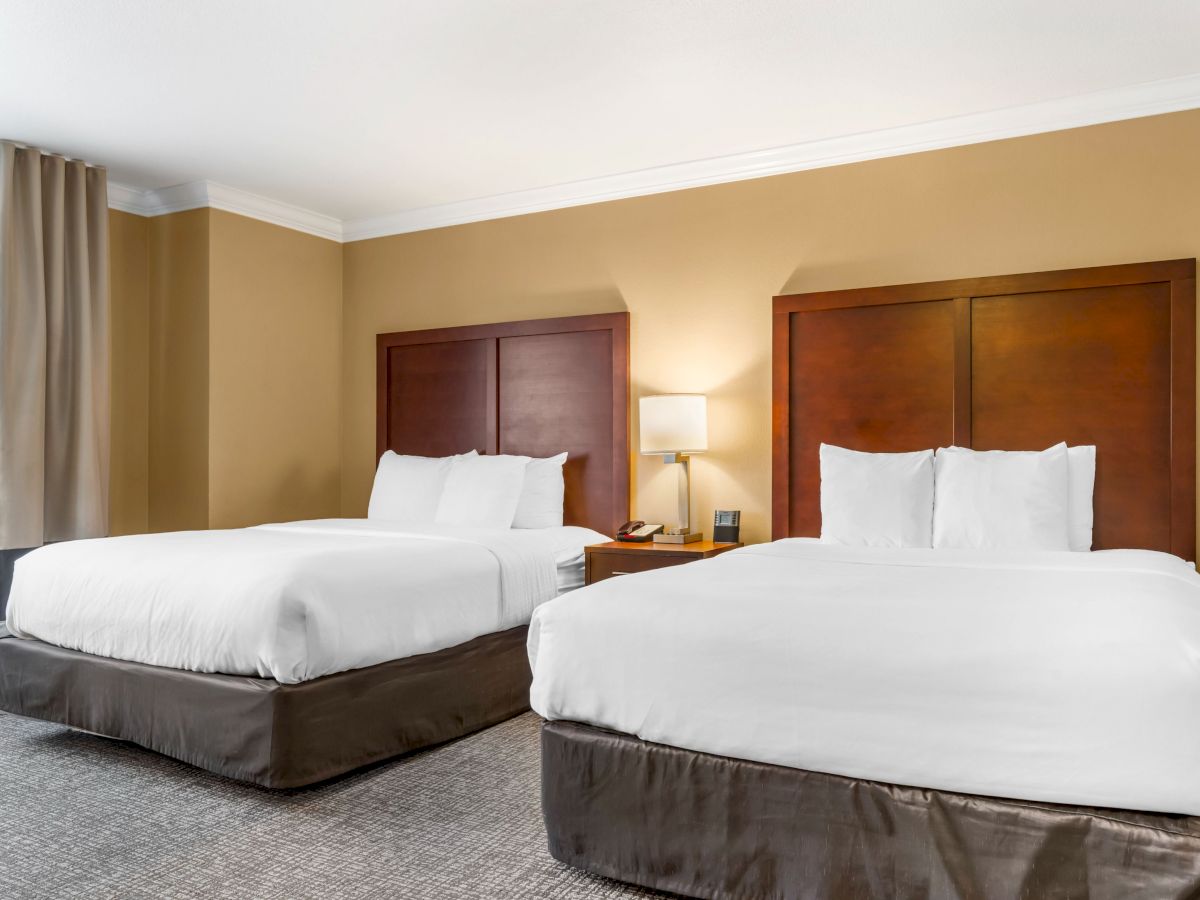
[[0, 710, 662, 899]]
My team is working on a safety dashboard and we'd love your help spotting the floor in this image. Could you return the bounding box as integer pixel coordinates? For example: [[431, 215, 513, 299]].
[[0, 710, 663, 899]]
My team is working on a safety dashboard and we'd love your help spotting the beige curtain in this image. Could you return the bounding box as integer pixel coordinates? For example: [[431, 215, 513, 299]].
[[0, 141, 109, 550]]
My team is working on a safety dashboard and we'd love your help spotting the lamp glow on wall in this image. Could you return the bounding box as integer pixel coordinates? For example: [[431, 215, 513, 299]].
[[639, 393, 708, 544]]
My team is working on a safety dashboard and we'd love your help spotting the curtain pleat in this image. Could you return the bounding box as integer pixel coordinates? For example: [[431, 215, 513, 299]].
[[0, 142, 109, 549]]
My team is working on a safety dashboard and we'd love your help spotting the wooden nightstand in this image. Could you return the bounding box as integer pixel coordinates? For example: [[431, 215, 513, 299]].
[[584, 540, 744, 586]]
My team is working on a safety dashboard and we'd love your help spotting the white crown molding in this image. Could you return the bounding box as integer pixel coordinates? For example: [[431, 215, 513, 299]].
[[341, 73, 1200, 241], [109, 72, 1200, 244], [108, 180, 342, 242], [203, 183, 343, 241], [105, 180, 147, 215]]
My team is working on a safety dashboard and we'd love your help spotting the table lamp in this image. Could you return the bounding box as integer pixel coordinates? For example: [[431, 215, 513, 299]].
[[639, 394, 708, 543]]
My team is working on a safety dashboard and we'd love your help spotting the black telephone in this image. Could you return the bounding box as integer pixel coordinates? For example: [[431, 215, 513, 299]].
[[713, 510, 741, 543], [617, 520, 665, 542]]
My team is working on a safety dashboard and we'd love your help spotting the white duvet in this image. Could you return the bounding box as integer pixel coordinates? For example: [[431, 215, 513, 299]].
[[8, 519, 607, 684], [529, 540, 1200, 815]]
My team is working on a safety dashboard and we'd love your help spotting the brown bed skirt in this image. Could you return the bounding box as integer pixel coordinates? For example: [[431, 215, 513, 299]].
[[0, 626, 531, 788], [541, 720, 1200, 900]]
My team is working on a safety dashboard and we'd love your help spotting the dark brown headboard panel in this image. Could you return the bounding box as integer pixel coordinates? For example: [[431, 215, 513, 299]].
[[773, 259, 1196, 558], [377, 312, 630, 536]]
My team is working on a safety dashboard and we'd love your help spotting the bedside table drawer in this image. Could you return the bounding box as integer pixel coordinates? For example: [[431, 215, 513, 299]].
[[584, 541, 744, 587], [588, 552, 690, 584]]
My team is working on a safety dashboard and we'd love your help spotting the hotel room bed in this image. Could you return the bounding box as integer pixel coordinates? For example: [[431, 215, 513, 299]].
[[0, 311, 630, 787], [533, 261, 1200, 898], [1, 520, 604, 788], [532, 543, 1200, 896], [533, 541, 1200, 816]]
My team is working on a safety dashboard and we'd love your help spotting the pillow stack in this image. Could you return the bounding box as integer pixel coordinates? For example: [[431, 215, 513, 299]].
[[818, 442, 1096, 551], [368, 450, 568, 529]]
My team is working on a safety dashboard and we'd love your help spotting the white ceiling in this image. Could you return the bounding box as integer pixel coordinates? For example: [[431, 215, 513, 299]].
[[3, 0, 1200, 237]]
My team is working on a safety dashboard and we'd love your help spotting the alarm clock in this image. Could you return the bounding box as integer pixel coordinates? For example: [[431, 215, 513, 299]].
[[713, 510, 741, 543]]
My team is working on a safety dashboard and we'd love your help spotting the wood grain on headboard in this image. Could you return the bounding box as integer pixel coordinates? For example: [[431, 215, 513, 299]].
[[377, 313, 629, 536], [773, 259, 1196, 558]]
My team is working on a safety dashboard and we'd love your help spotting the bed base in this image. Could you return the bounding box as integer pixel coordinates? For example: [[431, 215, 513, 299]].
[[541, 720, 1200, 900], [0, 626, 531, 788]]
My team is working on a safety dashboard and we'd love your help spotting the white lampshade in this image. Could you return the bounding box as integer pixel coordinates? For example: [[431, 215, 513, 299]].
[[640, 394, 708, 454]]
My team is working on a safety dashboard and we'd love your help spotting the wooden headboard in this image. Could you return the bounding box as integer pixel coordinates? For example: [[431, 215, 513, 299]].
[[773, 259, 1196, 558], [377, 312, 629, 536]]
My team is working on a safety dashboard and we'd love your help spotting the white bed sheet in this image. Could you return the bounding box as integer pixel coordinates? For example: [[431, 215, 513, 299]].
[[8, 519, 607, 684], [555, 548, 587, 594], [529, 540, 1200, 815]]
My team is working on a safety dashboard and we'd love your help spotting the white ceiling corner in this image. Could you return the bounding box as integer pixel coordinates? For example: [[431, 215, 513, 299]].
[[109, 181, 343, 241], [107, 70, 1200, 244], [337, 72, 1200, 242], [34, 0, 1191, 244]]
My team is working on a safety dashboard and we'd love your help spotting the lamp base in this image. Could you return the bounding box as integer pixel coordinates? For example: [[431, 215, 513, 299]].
[[653, 531, 703, 544]]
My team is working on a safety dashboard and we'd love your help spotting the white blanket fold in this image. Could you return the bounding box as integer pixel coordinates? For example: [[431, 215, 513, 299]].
[[529, 540, 1200, 815]]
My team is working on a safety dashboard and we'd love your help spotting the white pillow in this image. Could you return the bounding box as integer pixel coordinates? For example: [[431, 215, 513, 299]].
[[368, 450, 477, 523], [513, 452, 568, 529], [936, 444, 1095, 551], [932, 443, 1071, 550], [819, 444, 935, 548], [435, 454, 529, 529]]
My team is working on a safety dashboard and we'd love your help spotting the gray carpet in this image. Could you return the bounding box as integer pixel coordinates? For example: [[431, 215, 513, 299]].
[[0, 710, 663, 899]]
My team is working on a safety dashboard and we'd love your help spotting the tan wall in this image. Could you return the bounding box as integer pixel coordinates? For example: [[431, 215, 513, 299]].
[[106, 207, 342, 535], [108, 209, 149, 535], [208, 209, 343, 528], [342, 109, 1200, 545], [147, 208, 210, 532]]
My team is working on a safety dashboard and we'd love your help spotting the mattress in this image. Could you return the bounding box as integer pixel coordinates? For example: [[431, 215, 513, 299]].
[[529, 540, 1200, 815], [8, 519, 607, 684]]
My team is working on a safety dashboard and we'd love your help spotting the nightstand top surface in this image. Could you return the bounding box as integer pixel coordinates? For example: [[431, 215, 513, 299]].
[[586, 540, 744, 556]]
